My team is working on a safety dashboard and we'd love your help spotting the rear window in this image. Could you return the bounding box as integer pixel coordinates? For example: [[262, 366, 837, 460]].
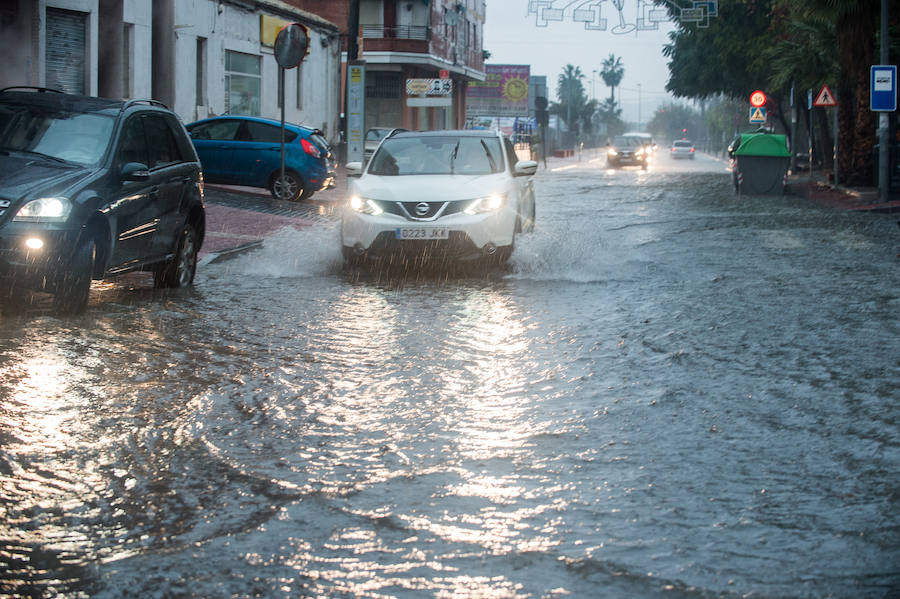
[[673, 141, 693, 148]]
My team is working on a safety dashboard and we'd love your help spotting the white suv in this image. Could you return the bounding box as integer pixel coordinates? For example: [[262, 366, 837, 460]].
[[341, 130, 538, 266]]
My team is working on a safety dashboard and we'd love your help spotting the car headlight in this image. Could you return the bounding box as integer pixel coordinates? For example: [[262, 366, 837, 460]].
[[464, 193, 505, 215], [349, 195, 383, 216], [14, 197, 72, 222], [636, 148, 645, 157], [608, 148, 618, 156]]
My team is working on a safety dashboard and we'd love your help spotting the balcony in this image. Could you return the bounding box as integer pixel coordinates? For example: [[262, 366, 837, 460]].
[[360, 24, 430, 54]]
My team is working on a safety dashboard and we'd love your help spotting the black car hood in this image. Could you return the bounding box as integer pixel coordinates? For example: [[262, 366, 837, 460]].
[[0, 154, 92, 203]]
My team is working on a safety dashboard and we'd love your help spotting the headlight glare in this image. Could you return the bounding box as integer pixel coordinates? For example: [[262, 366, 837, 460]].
[[464, 193, 506, 215], [350, 195, 383, 215], [14, 197, 72, 222]]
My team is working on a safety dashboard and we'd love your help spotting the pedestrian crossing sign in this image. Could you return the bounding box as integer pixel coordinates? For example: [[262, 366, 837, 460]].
[[749, 106, 766, 123], [813, 84, 837, 107]]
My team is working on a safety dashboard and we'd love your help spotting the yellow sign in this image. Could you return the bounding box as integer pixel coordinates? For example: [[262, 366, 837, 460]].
[[260, 15, 289, 47]]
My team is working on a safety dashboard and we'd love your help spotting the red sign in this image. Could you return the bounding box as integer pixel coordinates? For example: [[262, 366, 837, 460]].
[[813, 84, 837, 107], [439, 69, 450, 79], [749, 90, 767, 107]]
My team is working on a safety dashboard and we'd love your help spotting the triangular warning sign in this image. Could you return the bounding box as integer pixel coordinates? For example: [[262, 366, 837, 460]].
[[749, 106, 766, 122], [813, 84, 837, 107]]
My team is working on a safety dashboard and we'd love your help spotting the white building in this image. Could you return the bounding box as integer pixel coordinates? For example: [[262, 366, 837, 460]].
[[0, 0, 342, 143]]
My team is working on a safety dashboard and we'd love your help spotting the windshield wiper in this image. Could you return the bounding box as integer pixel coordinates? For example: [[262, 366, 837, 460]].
[[9, 148, 68, 164], [450, 140, 460, 174], [481, 140, 497, 172]]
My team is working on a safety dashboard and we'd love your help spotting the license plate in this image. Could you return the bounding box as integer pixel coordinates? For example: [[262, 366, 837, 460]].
[[395, 227, 449, 240]]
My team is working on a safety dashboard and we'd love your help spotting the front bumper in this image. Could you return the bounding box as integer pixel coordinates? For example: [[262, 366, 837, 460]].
[[341, 207, 515, 260], [0, 223, 82, 289]]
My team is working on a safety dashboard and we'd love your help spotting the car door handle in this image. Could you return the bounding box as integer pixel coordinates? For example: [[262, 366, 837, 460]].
[[149, 187, 160, 200]]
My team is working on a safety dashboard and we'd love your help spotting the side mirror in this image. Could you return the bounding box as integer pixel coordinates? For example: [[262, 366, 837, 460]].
[[346, 161, 363, 177], [122, 162, 150, 181], [514, 160, 538, 177]]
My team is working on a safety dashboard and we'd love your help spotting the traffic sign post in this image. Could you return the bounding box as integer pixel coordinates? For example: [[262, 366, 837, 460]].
[[871, 65, 897, 202], [748, 106, 766, 124], [274, 23, 310, 198], [871, 65, 897, 111], [813, 84, 839, 184]]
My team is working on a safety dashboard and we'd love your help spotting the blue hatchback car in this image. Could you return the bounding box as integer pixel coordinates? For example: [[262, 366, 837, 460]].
[[186, 116, 335, 201]]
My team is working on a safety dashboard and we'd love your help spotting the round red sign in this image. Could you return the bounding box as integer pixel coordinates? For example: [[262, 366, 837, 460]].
[[750, 90, 767, 107]]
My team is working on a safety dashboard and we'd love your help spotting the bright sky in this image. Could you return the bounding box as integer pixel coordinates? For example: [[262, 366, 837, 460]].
[[483, 0, 678, 126]]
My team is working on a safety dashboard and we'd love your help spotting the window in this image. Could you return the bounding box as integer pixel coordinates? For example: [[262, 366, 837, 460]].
[[296, 65, 303, 110], [123, 23, 134, 98], [225, 50, 261, 116], [196, 37, 207, 106], [244, 121, 296, 144], [119, 117, 147, 166], [144, 115, 182, 168], [187, 119, 241, 141]]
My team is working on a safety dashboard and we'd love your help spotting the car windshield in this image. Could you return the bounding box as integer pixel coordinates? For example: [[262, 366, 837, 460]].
[[0, 101, 115, 166], [366, 129, 391, 142], [368, 136, 505, 176], [612, 136, 643, 149]]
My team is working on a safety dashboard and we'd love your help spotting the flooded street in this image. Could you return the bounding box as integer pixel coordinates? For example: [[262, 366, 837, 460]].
[[2, 152, 899, 598]]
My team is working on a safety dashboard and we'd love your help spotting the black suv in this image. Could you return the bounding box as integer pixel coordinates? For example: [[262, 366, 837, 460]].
[[0, 87, 205, 313]]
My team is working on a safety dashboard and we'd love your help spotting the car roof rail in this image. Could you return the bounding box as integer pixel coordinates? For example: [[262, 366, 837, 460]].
[[387, 128, 408, 138], [0, 86, 64, 94], [122, 98, 170, 111]]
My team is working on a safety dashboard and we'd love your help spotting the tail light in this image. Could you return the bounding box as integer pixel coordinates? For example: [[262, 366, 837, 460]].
[[301, 138, 321, 158]]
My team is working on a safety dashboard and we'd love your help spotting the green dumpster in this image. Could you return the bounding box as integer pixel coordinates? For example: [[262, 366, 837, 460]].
[[732, 133, 791, 195]]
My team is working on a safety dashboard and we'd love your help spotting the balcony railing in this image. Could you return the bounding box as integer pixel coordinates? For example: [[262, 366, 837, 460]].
[[361, 24, 430, 41]]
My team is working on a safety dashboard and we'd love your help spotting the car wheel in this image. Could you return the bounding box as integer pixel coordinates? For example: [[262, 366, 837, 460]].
[[270, 170, 305, 201], [53, 237, 96, 315], [341, 245, 367, 266], [154, 223, 198, 289]]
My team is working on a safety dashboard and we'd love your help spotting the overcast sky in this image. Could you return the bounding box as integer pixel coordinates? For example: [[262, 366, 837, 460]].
[[482, 0, 678, 125]]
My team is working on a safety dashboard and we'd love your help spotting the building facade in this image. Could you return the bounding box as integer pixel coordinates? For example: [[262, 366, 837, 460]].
[[286, 0, 487, 131], [0, 0, 343, 142]]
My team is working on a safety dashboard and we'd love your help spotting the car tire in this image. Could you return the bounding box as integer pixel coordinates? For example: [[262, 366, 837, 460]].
[[153, 223, 198, 289], [270, 170, 306, 201], [53, 237, 96, 315], [341, 245, 366, 266]]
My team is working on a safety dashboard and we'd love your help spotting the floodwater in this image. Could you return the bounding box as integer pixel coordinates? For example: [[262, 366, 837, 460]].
[[1, 151, 899, 598]]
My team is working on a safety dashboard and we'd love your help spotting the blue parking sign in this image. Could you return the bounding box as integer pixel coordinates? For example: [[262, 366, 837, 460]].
[[870, 65, 897, 111]]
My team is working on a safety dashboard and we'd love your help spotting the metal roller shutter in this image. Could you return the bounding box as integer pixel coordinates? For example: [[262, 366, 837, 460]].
[[46, 7, 86, 94]]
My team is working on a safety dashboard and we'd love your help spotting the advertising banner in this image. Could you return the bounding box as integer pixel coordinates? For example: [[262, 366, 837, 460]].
[[466, 65, 530, 117]]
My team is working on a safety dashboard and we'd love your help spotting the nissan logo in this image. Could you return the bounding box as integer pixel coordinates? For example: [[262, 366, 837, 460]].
[[415, 202, 430, 216]]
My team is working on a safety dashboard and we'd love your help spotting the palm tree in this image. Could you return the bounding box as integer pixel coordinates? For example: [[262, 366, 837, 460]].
[[600, 54, 625, 103], [556, 64, 587, 133]]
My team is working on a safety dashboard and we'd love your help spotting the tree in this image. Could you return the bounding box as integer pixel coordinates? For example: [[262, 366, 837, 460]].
[[596, 98, 624, 138], [556, 64, 587, 133], [656, 0, 888, 185], [599, 54, 624, 103]]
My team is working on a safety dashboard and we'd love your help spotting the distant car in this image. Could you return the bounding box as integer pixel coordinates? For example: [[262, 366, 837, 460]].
[[341, 129, 538, 265], [364, 127, 400, 164], [0, 86, 205, 314], [626, 131, 658, 153], [607, 135, 649, 169], [670, 139, 696, 159], [186, 116, 335, 201]]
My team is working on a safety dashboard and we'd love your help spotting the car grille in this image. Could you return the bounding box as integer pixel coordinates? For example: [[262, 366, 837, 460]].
[[371, 199, 469, 221]]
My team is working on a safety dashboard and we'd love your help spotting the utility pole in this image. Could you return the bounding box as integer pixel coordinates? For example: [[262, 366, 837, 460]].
[[348, 0, 360, 61], [877, 0, 890, 202]]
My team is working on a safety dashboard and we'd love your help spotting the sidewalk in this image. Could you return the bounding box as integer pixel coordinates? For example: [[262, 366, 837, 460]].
[[198, 168, 349, 264]]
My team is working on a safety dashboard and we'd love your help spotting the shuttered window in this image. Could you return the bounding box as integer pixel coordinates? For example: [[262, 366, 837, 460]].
[[46, 8, 86, 95]]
